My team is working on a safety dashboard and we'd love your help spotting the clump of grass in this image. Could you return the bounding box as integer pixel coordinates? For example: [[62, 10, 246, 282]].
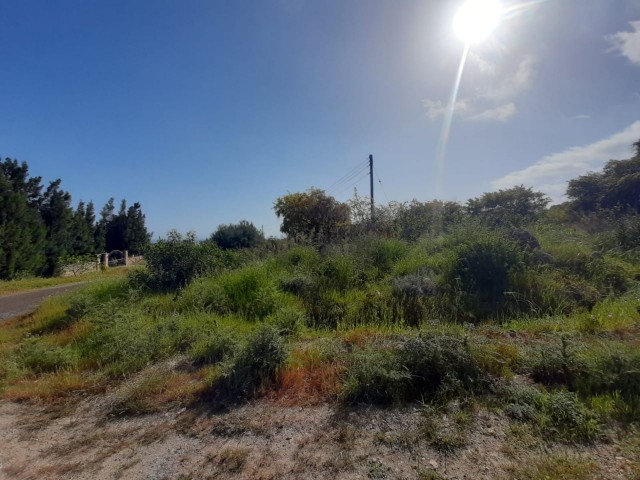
[[502, 384, 600, 442], [189, 327, 239, 365], [507, 452, 596, 480], [266, 306, 306, 336], [216, 447, 249, 473], [340, 346, 409, 404], [17, 338, 77, 374]]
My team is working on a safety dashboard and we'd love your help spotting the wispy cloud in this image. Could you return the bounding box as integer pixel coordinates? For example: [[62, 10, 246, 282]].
[[573, 114, 591, 120], [480, 55, 536, 102], [606, 21, 640, 66], [491, 120, 640, 201], [468, 103, 517, 122], [424, 55, 535, 123]]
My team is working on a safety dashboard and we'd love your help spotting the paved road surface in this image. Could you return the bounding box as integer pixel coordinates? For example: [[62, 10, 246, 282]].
[[0, 283, 85, 321]]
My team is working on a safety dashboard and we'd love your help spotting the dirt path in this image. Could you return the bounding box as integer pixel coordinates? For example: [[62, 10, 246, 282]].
[[0, 283, 85, 321], [0, 397, 632, 480]]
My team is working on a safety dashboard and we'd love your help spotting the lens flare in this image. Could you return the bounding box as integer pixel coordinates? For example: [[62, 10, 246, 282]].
[[453, 0, 503, 44]]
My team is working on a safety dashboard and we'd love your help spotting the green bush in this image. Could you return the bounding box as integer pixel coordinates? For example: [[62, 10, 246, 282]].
[[210, 220, 264, 249], [218, 265, 284, 320], [266, 306, 306, 336], [189, 328, 239, 365], [276, 246, 319, 271], [18, 339, 76, 373], [400, 334, 490, 400], [142, 231, 235, 291], [445, 235, 522, 319], [341, 347, 410, 404], [391, 273, 439, 326], [219, 324, 287, 399]]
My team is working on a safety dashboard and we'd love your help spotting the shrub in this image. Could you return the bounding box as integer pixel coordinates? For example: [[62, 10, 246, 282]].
[[392, 273, 439, 326], [528, 335, 585, 388], [445, 235, 522, 319], [400, 334, 490, 400], [218, 265, 283, 320], [179, 277, 229, 314], [189, 328, 239, 365], [210, 220, 264, 249], [219, 324, 287, 399], [18, 339, 76, 373], [142, 231, 234, 291], [266, 306, 306, 336], [341, 347, 410, 404], [276, 246, 319, 270], [279, 273, 316, 299]]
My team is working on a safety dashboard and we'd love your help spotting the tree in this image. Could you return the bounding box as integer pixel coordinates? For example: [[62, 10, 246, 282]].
[[274, 188, 350, 242], [125, 202, 151, 254], [97, 198, 151, 253], [393, 200, 465, 241], [467, 185, 549, 227], [39, 179, 74, 276], [567, 142, 640, 214], [0, 159, 46, 278], [211, 220, 264, 249]]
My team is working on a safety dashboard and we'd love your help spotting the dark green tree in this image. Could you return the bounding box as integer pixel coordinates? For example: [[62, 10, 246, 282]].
[[40, 179, 74, 276], [125, 202, 151, 254], [0, 159, 46, 278], [210, 220, 264, 249], [467, 185, 549, 227], [567, 142, 640, 214]]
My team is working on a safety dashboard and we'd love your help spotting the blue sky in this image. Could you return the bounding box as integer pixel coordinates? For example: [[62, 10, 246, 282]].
[[1, 0, 639, 238]]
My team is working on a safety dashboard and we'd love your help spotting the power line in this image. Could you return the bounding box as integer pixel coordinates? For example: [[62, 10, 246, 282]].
[[325, 160, 369, 193], [332, 172, 370, 197]]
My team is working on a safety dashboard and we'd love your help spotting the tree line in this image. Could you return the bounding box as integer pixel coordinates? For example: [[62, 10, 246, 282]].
[[0, 157, 151, 279]]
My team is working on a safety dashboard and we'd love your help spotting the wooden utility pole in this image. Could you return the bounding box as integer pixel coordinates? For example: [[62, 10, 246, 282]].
[[369, 154, 374, 226]]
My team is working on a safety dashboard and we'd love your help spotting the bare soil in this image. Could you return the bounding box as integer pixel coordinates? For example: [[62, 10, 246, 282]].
[[0, 395, 634, 480]]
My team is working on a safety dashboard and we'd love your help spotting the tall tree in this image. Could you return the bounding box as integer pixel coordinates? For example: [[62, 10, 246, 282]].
[[40, 179, 74, 276], [467, 185, 549, 227], [567, 141, 640, 214], [125, 202, 151, 254], [274, 188, 350, 242], [0, 159, 46, 278]]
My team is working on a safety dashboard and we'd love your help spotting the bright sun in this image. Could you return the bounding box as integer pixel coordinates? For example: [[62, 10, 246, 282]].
[[453, 0, 503, 44]]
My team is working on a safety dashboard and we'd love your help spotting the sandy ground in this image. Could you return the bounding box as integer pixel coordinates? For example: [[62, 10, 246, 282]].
[[0, 395, 634, 480]]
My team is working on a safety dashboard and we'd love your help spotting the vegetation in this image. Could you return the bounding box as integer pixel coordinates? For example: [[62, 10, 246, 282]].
[[0, 157, 151, 279], [1, 139, 640, 476], [210, 220, 264, 249]]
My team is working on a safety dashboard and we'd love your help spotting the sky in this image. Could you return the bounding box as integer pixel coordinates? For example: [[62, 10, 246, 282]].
[[1, 0, 639, 238]]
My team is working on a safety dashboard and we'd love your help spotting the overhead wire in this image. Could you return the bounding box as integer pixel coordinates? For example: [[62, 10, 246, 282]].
[[325, 160, 369, 193], [332, 172, 370, 197]]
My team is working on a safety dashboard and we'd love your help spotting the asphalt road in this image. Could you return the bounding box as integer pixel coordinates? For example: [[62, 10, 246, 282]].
[[0, 283, 85, 321]]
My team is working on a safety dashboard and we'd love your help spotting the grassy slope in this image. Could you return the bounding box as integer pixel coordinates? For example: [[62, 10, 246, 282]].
[[0, 227, 639, 478]]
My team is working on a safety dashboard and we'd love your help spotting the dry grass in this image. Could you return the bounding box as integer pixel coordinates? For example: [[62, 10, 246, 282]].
[[506, 452, 598, 480], [1, 371, 105, 402]]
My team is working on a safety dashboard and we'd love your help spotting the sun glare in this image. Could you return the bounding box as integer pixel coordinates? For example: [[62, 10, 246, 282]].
[[453, 0, 503, 44]]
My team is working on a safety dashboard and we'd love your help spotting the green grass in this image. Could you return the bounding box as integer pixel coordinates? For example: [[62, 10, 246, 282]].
[[0, 266, 134, 296]]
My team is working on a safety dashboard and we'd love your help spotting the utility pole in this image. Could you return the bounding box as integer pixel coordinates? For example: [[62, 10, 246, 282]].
[[369, 154, 375, 227]]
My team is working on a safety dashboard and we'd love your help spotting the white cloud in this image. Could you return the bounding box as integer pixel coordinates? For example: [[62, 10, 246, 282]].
[[468, 103, 517, 122], [606, 21, 640, 66], [491, 120, 640, 202], [573, 114, 591, 120], [423, 99, 469, 120], [424, 54, 536, 123], [481, 55, 536, 102]]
